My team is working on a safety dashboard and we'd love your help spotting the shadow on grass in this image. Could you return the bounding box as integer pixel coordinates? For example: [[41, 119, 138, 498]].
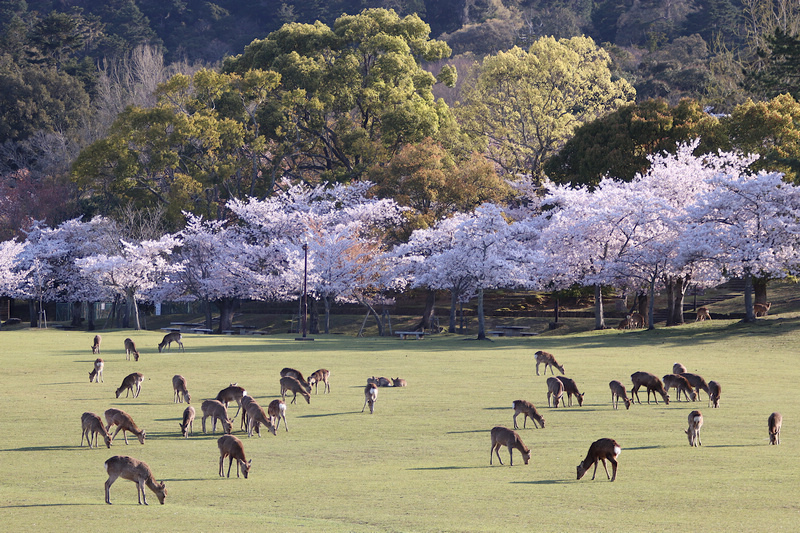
[[511, 479, 573, 485], [4, 445, 75, 452], [446, 429, 488, 434], [1, 503, 89, 508], [299, 411, 362, 418], [409, 465, 489, 471]]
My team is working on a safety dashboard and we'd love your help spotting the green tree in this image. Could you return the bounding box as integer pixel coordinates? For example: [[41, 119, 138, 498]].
[[746, 30, 800, 100]]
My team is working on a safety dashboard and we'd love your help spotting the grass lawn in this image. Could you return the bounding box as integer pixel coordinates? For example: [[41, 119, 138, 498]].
[[1, 315, 798, 532]]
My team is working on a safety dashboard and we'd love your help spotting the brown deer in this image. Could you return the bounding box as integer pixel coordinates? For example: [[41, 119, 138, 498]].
[[115, 372, 143, 399], [576, 438, 621, 481], [172, 375, 190, 404], [123, 338, 139, 361], [695, 307, 711, 321], [708, 380, 721, 408], [555, 376, 585, 407], [216, 384, 247, 418], [754, 302, 772, 317], [686, 410, 703, 446], [367, 376, 380, 386], [628, 312, 645, 328], [630, 371, 670, 405], [239, 394, 256, 432], [490, 426, 531, 466], [616, 317, 631, 330], [91, 334, 101, 354], [680, 372, 710, 401], [663, 374, 697, 402], [609, 380, 632, 410], [280, 367, 311, 392], [104, 455, 166, 505], [89, 358, 104, 383], [280, 376, 311, 405], [180, 405, 195, 438], [672, 362, 687, 375], [103, 408, 146, 445], [158, 331, 183, 352], [534, 350, 565, 376], [201, 399, 233, 434], [512, 400, 545, 429], [218, 434, 252, 478], [308, 369, 331, 393], [362, 382, 378, 413], [769, 412, 782, 445], [546, 376, 564, 408], [268, 399, 288, 432], [80, 412, 112, 448], [391, 377, 407, 387], [244, 399, 277, 437]]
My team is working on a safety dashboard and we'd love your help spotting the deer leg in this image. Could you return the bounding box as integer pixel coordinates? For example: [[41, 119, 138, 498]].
[[495, 445, 504, 465], [138, 480, 147, 505], [600, 458, 611, 480], [228, 456, 234, 478], [219, 455, 225, 477], [591, 460, 599, 480], [104, 474, 119, 504], [609, 457, 617, 481]]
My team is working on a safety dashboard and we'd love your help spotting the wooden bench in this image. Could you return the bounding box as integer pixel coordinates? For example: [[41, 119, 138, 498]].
[[396, 331, 425, 340], [222, 330, 235, 335], [191, 328, 213, 334], [487, 330, 505, 336], [161, 327, 181, 333]]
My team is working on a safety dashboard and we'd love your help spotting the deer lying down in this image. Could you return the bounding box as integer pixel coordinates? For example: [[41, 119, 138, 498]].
[[104, 455, 166, 505], [769, 412, 782, 445], [218, 434, 251, 478], [81, 412, 112, 448], [534, 350, 565, 376], [490, 426, 531, 466], [686, 410, 703, 447], [609, 380, 632, 410], [89, 358, 104, 383], [577, 438, 621, 482], [512, 400, 545, 429]]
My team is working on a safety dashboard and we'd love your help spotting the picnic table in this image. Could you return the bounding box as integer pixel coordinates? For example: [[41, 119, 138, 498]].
[[395, 330, 425, 340], [191, 327, 213, 334], [494, 325, 530, 336]]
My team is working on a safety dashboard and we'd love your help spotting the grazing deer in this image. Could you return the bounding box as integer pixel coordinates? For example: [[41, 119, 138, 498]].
[[244, 399, 277, 437], [268, 399, 288, 432], [754, 302, 772, 317], [103, 408, 146, 445], [686, 410, 703, 446], [663, 374, 697, 402], [180, 405, 195, 438], [123, 338, 139, 361], [616, 317, 631, 330], [158, 331, 183, 352], [172, 374, 190, 404], [280, 376, 311, 405], [576, 438, 621, 481], [280, 367, 311, 392], [546, 376, 564, 408], [695, 307, 711, 321], [308, 369, 331, 393], [218, 434, 252, 478], [115, 372, 143, 399], [680, 372, 710, 401], [104, 455, 166, 505], [768, 412, 782, 445], [91, 334, 101, 354], [672, 362, 687, 375], [609, 380, 632, 410], [708, 380, 721, 408], [362, 382, 378, 413], [80, 412, 112, 448], [534, 350, 565, 376], [239, 394, 256, 431], [630, 371, 670, 405], [201, 399, 233, 434], [628, 312, 645, 328], [512, 400, 545, 429], [555, 376, 585, 407], [216, 384, 247, 418], [490, 426, 531, 466], [89, 358, 104, 383], [391, 377, 407, 387]]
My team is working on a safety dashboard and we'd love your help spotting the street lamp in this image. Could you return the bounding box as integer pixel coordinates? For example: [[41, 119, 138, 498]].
[[295, 242, 314, 341]]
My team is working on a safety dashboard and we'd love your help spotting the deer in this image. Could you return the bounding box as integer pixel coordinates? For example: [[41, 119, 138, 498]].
[[158, 331, 183, 352], [218, 434, 252, 478], [308, 369, 331, 393], [672, 362, 687, 374], [576, 438, 621, 482], [708, 380, 721, 408], [490, 426, 531, 466], [80, 412, 112, 448], [616, 317, 631, 329], [512, 400, 545, 429], [201, 399, 233, 434], [546, 376, 564, 408], [609, 380, 632, 410], [630, 371, 670, 405], [89, 358, 104, 383], [754, 302, 772, 317], [180, 405, 195, 438], [663, 374, 697, 402], [239, 394, 257, 432], [91, 334, 101, 354], [534, 350, 565, 376], [391, 377, 407, 387], [216, 384, 247, 418], [686, 410, 703, 446], [768, 412, 782, 445], [280, 376, 311, 405], [695, 307, 712, 321], [172, 374, 190, 404], [362, 382, 378, 413], [268, 399, 288, 432], [555, 376, 585, 407], [123, 338, 139, 361], [115, 372, 143, 399], [244, 399, 277, 437], [680, 372, 710, 401], [103, 408, 146, 445], [367, 376, 380, 386], [628, 312, 645, 328], [104, 455, 166, 505], [280, 367, 311, 392]]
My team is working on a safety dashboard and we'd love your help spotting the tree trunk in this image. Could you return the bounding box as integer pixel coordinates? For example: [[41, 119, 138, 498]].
[[744, 270, 756, 322], [71, 301, 83, 327], [449, 290, 458, 333], [665, 277, 676, 326], [203, 298, 213, 330], [671, 275, 689, 325], [309, 297, 320, 335], [323, 296, 332, 334], [647, 279, 657, 330], [28, 299, 37, 328], [753, 276, 769, 305], [358, 297, 384, 336], [414, 289, 436, 332], [594, 284, 606, 330], [553, 298, 560, 323], [476, 287, 487, 339], [125, 288, 140, 330], [215, 297, 240, 334], [87, 301, 96, 331]]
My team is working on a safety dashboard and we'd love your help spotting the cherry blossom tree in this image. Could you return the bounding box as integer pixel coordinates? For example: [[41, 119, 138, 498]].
[[0, 239, 28, 329]]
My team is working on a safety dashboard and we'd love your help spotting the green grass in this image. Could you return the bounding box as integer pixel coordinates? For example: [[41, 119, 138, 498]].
[[1, 316, 799, 532]]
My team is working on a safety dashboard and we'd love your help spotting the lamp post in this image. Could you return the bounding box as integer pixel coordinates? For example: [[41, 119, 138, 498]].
[[296, 242, 314, 341]]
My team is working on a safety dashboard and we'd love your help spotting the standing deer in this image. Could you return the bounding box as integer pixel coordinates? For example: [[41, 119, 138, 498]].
[[672, 362, 687, 375], [280, 367, 311, 392], [663, 374, 697, 402], [490, 426, 531, 466], [268, 399, 288, 432], [244, 399, 277, 437], [680, 372, 710, 401], [103, 408, 146, 445], [768, 412, 782, 445], [391, 377, 407, 388], [180, 405, 195, 438], [80, 412, 112, 448], [172, 375, 190, 403], [616, 317, 631, 330], [576, 438, 621, 482], [280, 376, 311, 405], [362, 382, 378, 413], [91, 334, 101, 354], [216, 384, 247, 418], [123, 338, 139, 361], [104, 455, 166, 505], [158, 331, 183, 352], [89, 358, 104, 383], [115, 372, 143, 399], [512, 400, 545, 429], [546, 376, 564, 408], [239, 394, 257, 432], [708, 380, 721, 408], [308, 369, 331, 393], [695, 307, 711, 321], [218, 434, 252, 478], [686, 410, 703, 446], [534, 350, 565, 376], [201, 399, 233, 434], [628, 312, 645, 328], [754, 302, 772, 317], [555, 376, 585, 407], [630, 371, 670, 405], [609, 380, 632, 410]]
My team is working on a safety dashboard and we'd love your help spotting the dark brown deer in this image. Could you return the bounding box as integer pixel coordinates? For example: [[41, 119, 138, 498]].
[[576, 438, 621, 481], [680, 372, 710, 401], [216, 384, 247, 418], [555, 376, 585, 407], [308, 369, 331, 393], [769, 412, 782, 445], [512, 400, 545, 429], [158, 331, 183, 352], [172, 374, 190, 403], [546, 376, 564, 408], [280, 376, 311, 405], [80, 412, 112, 448], [244, 399, 277, 437], [663, 374, 697, 402], [686, 410, 703, 446], [609, 380, 632, 410], [104, 455, 166, 505], [534, 350, 565, 376], [362, 382, 378, 413], [672, 362, 687, 374], [754, 302, 771, 317], [490, 426, 531, 466], [91, 334, 101, 354], [630, 371, 670, 405], [89, 358, 104, 383], [103, 408, 146, 445], [115, 372, 143, 399], [180, 405, 195, 438], [123, 338, 139, 361], [280, 367, 311, 392], [201, 399, 232, 434], [218, 435, 251, 478], [708, 380, 721, 408]]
